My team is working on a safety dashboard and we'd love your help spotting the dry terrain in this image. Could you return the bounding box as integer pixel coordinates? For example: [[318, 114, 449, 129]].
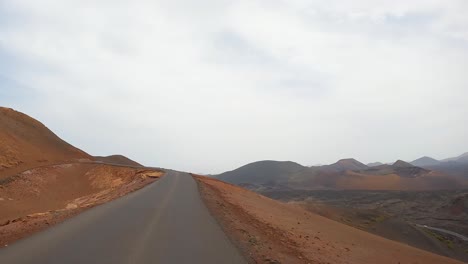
[[195, 175, 462, 264], [0, 162, 163, 246], [3, 106, 466, 263], [261, 189, 468, 262], [0, 107, 165, 246], [0, 107, 91, 179]]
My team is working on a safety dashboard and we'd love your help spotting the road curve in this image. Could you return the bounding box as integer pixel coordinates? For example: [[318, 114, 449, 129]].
[[416, 224, 468, 241], [0, 171, 246, 264]]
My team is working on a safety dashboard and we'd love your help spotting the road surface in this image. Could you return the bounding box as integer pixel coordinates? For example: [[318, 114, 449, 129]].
[[0, 171, 246, 264], [416, 224, 468, 241]]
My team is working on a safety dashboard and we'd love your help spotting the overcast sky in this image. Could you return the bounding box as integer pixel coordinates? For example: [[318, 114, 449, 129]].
[[1, 0, 468, 173]]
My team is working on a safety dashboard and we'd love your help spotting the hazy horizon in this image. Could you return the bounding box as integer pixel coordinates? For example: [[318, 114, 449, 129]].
[[1, 1, 468, 174]]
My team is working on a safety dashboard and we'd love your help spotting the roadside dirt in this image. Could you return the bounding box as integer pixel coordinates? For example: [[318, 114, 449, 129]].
[[279, 192, 468, 263], [0, 163, 164, 246], [194, 175, 463, 264]]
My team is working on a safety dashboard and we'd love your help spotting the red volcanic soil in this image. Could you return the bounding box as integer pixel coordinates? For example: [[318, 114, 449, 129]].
[[0, 107, 164, 246], [0, 107, 91, 179], [194, 175, 462, 264]]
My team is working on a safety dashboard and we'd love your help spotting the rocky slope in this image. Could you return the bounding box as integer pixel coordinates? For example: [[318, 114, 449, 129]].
[[0, 107, 91, 179], [195, 176, 462, 264]]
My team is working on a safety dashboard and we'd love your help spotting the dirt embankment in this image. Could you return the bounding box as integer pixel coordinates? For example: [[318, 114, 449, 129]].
[[0, 163, 164, 246], [194, 175, 462, 264]]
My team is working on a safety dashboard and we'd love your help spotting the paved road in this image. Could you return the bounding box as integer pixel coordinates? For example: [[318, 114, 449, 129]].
[[0, 171, 246, 264], [416, 224, 468, 241]]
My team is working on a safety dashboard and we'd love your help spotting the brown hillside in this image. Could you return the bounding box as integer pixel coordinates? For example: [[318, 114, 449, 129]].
[[0, 107, 165, 246], [0, 107, 91, 179], [195, 176, 462, 264]]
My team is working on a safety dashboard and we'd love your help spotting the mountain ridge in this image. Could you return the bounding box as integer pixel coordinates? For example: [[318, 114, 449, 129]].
[[216, 157, 467, 190]]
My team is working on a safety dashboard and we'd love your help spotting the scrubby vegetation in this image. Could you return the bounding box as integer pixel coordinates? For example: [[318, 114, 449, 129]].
[[424, 230, 454, 249]]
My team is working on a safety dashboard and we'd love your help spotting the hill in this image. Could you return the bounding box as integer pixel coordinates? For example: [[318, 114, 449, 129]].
[[367, 162, 383, 167], [442, 152, 468, 163], [411, 156, 440, 167], [0, 107, 91, 179], [216, 158, 467, 191], [389, 160, 431, 178], [319, 158, 368, 172], [216, 160, 304, 185], [94, 155, 142, 167], [392, 160, 414, 168], [409, 152, 468, 178], [0, 107, 164, 245]]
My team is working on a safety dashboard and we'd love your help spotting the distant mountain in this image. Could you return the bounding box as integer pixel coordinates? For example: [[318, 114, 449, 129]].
[[0, 107, 91, 179], [367, 162, 383, 167], [410, 156, 440, 167], [457, 152, 468, 162], [217, 160, 305, 185], [392, 160, 414, 168], [320, 158, 368, 172], [94, 155, 142, 167], [216, 158, 466, 191], [409, 152, 468, 177], [390, 161, 430, 178], [441, 152, 468, 163]]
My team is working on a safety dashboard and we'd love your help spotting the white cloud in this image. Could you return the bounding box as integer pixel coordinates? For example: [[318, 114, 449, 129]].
[[0, 0, 467, 173]]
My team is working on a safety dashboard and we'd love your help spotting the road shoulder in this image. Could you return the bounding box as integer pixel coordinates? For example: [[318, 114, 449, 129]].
[[0, 165, 163, 247]]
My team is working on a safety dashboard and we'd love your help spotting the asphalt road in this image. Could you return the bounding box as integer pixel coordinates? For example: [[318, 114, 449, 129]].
[[0, 171, 246, 264], [416, 224, 468, 241]]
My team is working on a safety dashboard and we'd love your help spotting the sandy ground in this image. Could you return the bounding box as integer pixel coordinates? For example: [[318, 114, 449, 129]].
[[0, 164, 163, 246], [194, 175, 463, 264]]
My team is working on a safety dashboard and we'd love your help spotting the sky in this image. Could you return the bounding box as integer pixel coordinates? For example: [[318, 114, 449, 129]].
[[1, 0, 468, 173]]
